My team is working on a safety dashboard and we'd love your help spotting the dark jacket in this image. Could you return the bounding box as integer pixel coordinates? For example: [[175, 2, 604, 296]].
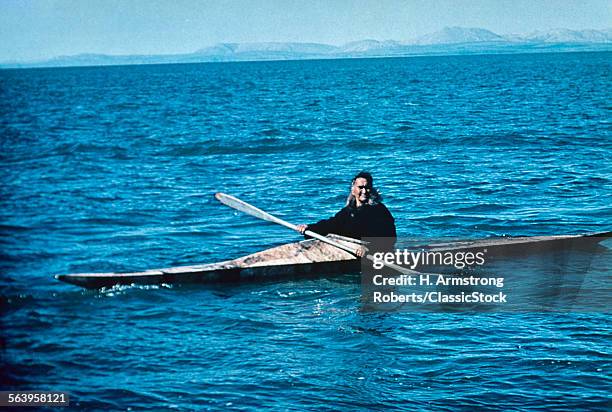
[[306, 203, 397, 247]]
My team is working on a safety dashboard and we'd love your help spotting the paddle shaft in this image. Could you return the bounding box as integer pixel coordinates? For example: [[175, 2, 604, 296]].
[[214, 192, 422, 275]]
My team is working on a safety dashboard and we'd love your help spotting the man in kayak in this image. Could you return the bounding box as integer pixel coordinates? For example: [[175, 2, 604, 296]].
[[296, 171, 397, 256]]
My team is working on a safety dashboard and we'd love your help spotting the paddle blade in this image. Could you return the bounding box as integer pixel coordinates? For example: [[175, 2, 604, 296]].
[[214, 192, 297, 230]]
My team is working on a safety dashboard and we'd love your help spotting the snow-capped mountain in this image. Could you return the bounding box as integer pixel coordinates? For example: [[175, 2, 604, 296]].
[[411, 27, 505, 45], [4, 27, 610, 68]]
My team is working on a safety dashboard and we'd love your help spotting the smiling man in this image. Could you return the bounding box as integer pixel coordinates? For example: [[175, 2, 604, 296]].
[[297, 171, 397, 254]]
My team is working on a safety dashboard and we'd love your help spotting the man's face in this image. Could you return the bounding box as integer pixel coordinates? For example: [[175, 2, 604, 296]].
[[352, 177, 370, 206]]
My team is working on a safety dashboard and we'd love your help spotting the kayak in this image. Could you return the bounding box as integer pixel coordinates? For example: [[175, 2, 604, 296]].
[[56, 234, 361, 289], [55, 231, 610, 289]]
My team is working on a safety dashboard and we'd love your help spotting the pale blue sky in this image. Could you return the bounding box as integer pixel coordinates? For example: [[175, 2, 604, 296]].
[[1, 0, 610, 61]]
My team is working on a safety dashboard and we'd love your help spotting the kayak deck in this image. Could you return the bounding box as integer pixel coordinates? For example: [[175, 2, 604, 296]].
[[56, 234, 362, 289], [56, 232, 611, 289]]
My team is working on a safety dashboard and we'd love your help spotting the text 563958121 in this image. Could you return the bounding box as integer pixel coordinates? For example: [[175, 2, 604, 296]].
[[0, 391, 69, 407]]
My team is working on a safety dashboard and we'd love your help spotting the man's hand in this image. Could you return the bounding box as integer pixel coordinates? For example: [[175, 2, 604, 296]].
[[296, 224, 308, 234], [355, 246, 367, 257]]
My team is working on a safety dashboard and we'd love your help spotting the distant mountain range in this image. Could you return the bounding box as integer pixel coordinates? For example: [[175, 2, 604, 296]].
[[3, 27, 611, 69]]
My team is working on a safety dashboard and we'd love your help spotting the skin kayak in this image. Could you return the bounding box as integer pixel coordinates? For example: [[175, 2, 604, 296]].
[[55, 232, 610, 289]]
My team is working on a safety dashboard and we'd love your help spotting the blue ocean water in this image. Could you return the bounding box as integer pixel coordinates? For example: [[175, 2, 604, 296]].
[[1, 52, 611, 410]]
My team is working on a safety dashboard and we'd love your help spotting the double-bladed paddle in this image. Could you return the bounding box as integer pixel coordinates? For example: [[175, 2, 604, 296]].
[[215, 192, 359, 255]]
